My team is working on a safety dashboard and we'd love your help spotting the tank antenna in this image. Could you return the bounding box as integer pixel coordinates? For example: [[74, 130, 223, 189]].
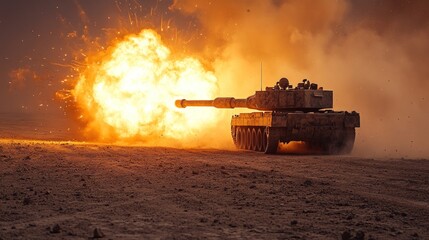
[[260, 62, 263, 91]]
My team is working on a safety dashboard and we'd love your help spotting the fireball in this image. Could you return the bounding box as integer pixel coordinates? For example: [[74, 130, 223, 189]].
[[72, 29, 219, 142]]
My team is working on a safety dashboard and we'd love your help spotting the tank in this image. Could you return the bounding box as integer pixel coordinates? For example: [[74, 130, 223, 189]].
[[175, 78, 360, 154]]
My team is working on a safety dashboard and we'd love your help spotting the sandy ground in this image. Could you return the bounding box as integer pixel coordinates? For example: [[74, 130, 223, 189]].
[[0, 139, 428, 240]]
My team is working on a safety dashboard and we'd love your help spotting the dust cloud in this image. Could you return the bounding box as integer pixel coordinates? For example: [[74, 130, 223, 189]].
[[2, 1, 428, 156], [170, 0, 429, 157]]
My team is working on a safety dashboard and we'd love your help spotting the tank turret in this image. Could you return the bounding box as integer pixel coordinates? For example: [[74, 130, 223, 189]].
[[176, 79, 332, 112], [175, 78, 360, 154]]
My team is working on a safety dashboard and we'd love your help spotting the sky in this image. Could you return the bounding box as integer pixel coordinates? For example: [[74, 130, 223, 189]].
[[0, 0, 176, 113]]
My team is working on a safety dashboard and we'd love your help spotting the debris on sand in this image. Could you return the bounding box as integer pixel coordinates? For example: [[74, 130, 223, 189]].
[[290, 220, 298, 225], [303, 179, 313, 186], [341, 230, 365, 240], [22, 155, 31, 161], [411, 233, 419, 240], [355, 231, 365, 240], [341, 230, 352, 240], [228, 223, 237, 228], [22, 197, 31, 205], [93, 228, 105, 238], [49, 224, 61, 234]]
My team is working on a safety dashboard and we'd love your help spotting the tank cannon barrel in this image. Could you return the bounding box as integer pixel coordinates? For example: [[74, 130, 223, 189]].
[[175, 97, 250, 109]]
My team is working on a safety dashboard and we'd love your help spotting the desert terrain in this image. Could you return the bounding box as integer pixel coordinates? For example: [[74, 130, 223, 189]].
[[0, 138, 428, 240]]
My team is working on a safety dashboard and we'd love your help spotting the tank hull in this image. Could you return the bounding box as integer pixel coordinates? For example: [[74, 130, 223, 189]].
[[231, 111, 360, 154]]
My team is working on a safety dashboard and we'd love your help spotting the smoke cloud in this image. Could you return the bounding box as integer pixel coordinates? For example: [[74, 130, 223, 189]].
[[170, 0, 429, 157]]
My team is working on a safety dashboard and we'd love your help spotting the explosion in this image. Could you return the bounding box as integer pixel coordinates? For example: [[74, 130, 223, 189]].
[[72, 29, 219, 143]]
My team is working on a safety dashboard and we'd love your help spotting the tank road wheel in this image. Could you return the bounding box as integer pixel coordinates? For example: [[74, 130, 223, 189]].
[[256, 128, 263, 152], [261, 128, 268, 152], [245, 128, 252, 150], [239, 128, 246, 149], [251, 128, 257, 151], [263, 127, 279, 154], [235, 127, 242, 149]]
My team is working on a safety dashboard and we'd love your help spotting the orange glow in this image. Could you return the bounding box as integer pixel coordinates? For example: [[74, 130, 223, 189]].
[[72, 29, 219, 142], [277, 142, 323, 155]]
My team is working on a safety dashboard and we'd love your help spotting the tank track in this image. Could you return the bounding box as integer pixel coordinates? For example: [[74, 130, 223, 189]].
[[231, 126, 356, 154]]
